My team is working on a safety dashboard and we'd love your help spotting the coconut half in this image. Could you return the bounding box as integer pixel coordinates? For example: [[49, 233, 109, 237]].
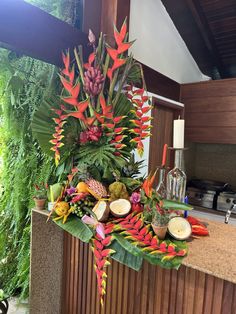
[[168, 217, 192, 240], [110, 199, 131, 217], [93, 201, 110, 222]]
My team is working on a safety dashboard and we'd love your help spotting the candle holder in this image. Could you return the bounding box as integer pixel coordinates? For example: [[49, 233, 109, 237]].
[[166, 148, 187, 203]]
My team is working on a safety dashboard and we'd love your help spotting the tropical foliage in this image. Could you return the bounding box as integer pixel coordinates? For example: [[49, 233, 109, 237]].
[[31, 21, 194, 306]]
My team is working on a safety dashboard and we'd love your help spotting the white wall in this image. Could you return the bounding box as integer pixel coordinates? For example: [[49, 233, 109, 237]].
[[129, 0, 209, 84]]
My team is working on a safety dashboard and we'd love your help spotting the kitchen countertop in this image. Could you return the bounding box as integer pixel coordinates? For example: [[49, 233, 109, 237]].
[[183, 217, 236, 284], [32, 208, 236, 284]]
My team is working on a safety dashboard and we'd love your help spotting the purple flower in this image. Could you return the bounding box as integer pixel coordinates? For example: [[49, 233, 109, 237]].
[[66, 186, 77, 195], [130, 192, 141, 204]]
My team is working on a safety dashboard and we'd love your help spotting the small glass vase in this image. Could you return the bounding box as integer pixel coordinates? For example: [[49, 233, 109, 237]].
[[167, 149, 186, 203], [156, 167, 167, 199]]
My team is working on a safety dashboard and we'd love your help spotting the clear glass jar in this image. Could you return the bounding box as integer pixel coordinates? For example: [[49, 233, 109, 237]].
[[167, 149, 186, 203], [156, 167, 167, 199]]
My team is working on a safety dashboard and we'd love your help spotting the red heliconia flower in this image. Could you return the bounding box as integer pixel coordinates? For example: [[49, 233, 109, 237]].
[[106, 20, 133, 81], [94, 94, 127, 154], [113, 212, 188, 263], [50, 106, 67, 166], [126, 85, 152, 157], [89, 223, 115, 306]]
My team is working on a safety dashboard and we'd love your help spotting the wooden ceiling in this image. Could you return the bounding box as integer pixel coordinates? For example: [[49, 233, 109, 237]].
[[162, 0, 236, 79]]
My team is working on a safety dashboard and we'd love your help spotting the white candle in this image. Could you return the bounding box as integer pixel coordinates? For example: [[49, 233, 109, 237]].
[[173, 119, 185, 148]]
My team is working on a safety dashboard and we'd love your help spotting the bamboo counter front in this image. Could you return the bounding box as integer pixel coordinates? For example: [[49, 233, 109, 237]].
[[30, 209, 236, 314]]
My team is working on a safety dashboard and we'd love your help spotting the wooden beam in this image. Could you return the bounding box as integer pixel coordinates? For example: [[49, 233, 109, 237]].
[[141, 63, 181, 101], [100, 0, 130, 45], [0, 0, 91, 66], [82, 0, 102, 37], [185, 0, 228, 78]]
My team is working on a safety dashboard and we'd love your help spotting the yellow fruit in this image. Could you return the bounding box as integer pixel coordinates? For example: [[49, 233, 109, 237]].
[[55, 201, 70, 216], [76, 182, 89, 193]]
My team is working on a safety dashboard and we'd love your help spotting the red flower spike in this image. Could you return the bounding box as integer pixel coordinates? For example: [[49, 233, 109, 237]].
[[62, 97, 79, 106], [107, 47, 118, 61], [113, 116, 126, 124], [91, 231, 115, 306], [101, 236, 113, 246], [70, 83, 81, 99], [107, 68, 113, 81], [84, 52, 95, 69], [50, 105, 67, 166], [106, 20, 133, 80], [134, 219, 143, 230], [167, 244, 176, 253], [94, 239, 104, 250], [127, 86, 151, 156], [114, 127, 128, 134], [114, 21, 127, 46], [113, 212, 187, 266], [112, 58, 126, 71], [117, 42, 132, 54], [60, 76, 73, 91], [114, 135, 127, 142], [114, 143, 126, 150], [177, 249, 187, 257], [133, 88, 145, 95]]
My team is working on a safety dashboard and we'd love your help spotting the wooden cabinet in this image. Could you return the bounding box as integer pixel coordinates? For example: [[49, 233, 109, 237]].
[[181, 78, 236, 144], [62, 232, 236, 314]]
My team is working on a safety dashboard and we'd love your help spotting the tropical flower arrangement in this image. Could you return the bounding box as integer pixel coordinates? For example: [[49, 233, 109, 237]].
[[32, 20, 199, 305]]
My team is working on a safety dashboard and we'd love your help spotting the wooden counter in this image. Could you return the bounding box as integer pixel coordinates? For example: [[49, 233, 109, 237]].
[[61, 218, 236, 314], [30, 210, 236, 314]]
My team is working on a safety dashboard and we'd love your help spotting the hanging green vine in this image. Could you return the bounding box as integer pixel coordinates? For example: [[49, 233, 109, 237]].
[[0, 0, 80, 298], [0, 51, 57, 298]]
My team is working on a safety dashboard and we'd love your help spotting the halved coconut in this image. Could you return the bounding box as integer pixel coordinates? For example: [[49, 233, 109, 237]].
[[93, 201, 110, 222], [110, 199, 131, 218], [168, 217, 192, 240]]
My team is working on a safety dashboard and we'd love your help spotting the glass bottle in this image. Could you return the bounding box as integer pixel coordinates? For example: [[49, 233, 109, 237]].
[[156, 167, 167, 199], [167, 149, 186, 203]]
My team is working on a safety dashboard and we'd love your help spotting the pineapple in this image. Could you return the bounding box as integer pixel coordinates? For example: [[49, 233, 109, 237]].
[[75, 164, 107, 200], [86, 178, 107, 199]]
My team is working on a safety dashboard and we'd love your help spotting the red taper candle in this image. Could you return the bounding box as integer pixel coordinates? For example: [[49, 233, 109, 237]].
[[161, 144, 168, 167]]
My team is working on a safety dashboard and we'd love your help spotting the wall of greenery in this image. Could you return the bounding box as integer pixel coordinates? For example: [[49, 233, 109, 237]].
[[0, 0, 78, 298]]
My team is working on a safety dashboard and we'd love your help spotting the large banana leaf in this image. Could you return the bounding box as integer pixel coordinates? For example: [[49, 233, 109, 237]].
[[109, 238, 143, 271], [113, 233, 186, 270], [54, 215, 93, 242]]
